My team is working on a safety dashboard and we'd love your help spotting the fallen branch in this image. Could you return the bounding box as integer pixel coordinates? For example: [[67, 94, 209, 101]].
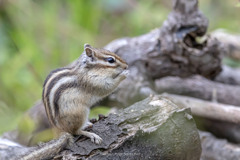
[[163, 93, 240, 124], [105, 0, 223, 80], [1, 0, 230, 158], [214, 65, 240, 85], [102, 0, 224, 108], [163, 93, 240, 143], [0, 96, 201, 160], [197, 118, 240, 143], [211, 29, 240, 60], [155, 75, 240, 106], [199, 131, 240, 160]]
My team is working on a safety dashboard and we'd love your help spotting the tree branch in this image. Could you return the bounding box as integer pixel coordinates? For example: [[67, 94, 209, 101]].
[[163, 93, 240, 124], [200, 131, 240, 160], [0, 96, 201, 160], [214, 65, 240, 85], [155, 75, 240, 106]]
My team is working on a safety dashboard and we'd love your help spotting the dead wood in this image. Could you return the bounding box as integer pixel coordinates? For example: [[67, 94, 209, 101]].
[[105, 0, 223, 80], [211, 30, 240, 60], [214, 65, 240, 85], [0, 96, 201, 160], [1, 0, 233, 159], [162, 93, 240, 124], [200, 131, 240, 160], [155, 75, 240, 106], [162, 93, 240, 143], [197, 118, 240, 144], [2, 0, 232, 149], [102, 0, 225, 108], [0, 132, 71, 160], [159, 93, 240, 143]]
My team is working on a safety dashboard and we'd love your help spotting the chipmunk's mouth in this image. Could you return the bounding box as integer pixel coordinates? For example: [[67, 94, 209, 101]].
[[113, 70, 129, 79]]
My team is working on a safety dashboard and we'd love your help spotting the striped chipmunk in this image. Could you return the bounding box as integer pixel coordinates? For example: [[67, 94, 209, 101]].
[[42, 44, 128, 144]]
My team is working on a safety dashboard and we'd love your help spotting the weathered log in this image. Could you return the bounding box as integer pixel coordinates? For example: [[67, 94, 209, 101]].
[[3, 0, 230, 146], [103, 0, 224, 108], [3, 0, 226, 148], [0, 133, 71, 160], [162, 93, 240, 143], [198, 118, 240, 143], [211, 29, 240, 60], [162, 93, 240, 124], [200, 131, 240, 160], [105, 0, 223, 80], [1, 0, 229, 158], [214, 65, 240, 85], [0, 96, 201, 160], [11, 0, 224, 116], [155, 75, 240, 106]]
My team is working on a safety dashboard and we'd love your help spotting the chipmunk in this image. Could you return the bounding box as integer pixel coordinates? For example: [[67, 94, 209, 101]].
[[42, 44, 128, 144]]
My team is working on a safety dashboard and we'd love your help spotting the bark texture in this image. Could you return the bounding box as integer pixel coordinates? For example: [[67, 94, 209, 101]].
[[0, 96, 201, 160], [53, 95, 201, 160], [155, 75, 240, 106], [211, 30, 240, 60], [163, 93, 240, 143], [214, 65, 240, 85], [163, 93, 240, 124], [1, 0, 234, 159], [102, 0, 224, 108], [198, 118, 240, 144], [105, 0, 223, 80], [200, 131, 240, 160]]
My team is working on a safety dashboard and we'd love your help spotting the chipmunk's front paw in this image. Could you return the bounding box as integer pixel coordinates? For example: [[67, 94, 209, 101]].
[[89, 133, 103, 144]]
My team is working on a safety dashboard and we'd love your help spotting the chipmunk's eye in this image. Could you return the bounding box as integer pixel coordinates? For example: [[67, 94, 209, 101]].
[[106, 57, 115, 63]]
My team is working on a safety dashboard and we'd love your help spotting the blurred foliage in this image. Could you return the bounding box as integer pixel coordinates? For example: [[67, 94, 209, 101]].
[[223, 58, 240, 68], [30, 128, 53, 146], [89, 106, 112, 119], [199, 0, 240, 32], [0, 0, 240, 134], [18, 114, 35, 134]]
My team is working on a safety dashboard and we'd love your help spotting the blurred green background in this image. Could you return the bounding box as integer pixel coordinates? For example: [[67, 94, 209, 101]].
[[0, 0, 239, 134]]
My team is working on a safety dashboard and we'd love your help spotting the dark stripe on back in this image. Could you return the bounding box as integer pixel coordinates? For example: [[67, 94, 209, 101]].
[[45, 72, 75, 99], [43, 96, 55, 126], [53, 82, 78, 118], [45, 72, 76, 125], [43, 67, 71, 87], [42, 97, 53, 126], [42, 67, 74, 126]]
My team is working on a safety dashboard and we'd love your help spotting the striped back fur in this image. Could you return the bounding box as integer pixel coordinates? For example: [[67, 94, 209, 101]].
[[42, 44, 128, 127]]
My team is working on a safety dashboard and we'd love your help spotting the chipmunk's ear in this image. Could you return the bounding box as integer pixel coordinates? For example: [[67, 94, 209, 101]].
[[84, 44, 94, 57], [84, 43, 92, 49]]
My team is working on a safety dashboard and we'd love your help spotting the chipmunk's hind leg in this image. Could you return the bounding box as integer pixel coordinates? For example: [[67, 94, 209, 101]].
[[77, 129, 102, 145]]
